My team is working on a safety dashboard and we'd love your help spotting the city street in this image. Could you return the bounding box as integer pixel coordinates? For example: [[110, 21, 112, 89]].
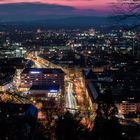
[[65, 81, 77, 113], [27, 53, 90, 115]]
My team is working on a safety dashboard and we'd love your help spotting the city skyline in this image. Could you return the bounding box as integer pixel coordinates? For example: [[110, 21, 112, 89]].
[[0, 0, 140, 137]]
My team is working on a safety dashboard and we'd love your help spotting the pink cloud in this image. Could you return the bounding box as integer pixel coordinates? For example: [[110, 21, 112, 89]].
[[0, 0, 117, 9]]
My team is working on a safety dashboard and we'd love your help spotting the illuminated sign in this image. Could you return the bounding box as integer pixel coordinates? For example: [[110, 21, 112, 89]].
[[49, 90, 58, 93], [30, 71, 40, 74]]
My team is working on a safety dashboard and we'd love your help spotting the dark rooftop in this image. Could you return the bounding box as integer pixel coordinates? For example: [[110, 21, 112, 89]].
[[22, 68, 64, 74], [30, 85, 59, 90], [87, 81, 99, 102], [82, 69, 96, 79]]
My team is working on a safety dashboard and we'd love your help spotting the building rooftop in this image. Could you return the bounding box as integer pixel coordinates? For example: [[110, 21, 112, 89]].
[[87, 81, 99, 102], [30, 85, 59, 91], [82, 69, 96, 79], [22, 68, 64, 74]]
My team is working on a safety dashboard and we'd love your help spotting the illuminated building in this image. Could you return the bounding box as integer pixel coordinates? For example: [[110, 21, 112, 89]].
[[20, 68, 64, 93], [0, 81, 13, 92], [82, 67, 140, 121], [119, 101, 139, 115], [29, 85, 61, 101]]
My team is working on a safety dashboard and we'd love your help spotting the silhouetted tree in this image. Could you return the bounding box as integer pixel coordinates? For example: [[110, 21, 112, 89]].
[[90, 88, 122, 140], [112, 0, 140, 30], [55, 111, 89, 140]]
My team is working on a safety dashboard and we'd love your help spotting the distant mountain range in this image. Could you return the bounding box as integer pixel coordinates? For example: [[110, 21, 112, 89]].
[[0, 2, 139, 28], [0, 2, 97, 22], [0, 16, 139, 29], [30, 16, 112, 27], [8, 17, 140, 27]]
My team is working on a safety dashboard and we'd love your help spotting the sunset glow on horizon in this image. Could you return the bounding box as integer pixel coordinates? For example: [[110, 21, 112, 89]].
[[0, 0, 116, 9]]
